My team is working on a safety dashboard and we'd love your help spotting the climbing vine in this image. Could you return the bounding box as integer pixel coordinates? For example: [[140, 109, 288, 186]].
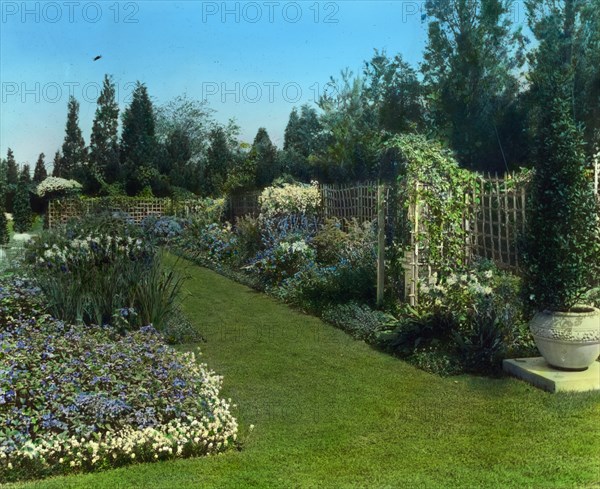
[[383, 134, 477, 278]]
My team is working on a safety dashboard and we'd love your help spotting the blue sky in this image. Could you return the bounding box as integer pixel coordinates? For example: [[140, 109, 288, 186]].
[[2, 1, 434, 167]]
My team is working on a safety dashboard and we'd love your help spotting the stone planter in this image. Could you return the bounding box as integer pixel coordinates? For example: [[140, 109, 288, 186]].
[[529, 307, 600, 371]]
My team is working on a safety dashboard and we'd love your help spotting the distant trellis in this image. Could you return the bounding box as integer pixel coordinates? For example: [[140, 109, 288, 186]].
[[228, 182, 389, 223], [47, 197, 202, 228]]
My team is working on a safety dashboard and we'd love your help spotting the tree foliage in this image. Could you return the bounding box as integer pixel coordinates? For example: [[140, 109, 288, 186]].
[[120, 82, 158, 195], [523, 0, 600, 311], [252, 127, 279, 188], [19, 164, 31, 184], [5, 149, 18, 185], [33, 153, 47, 183], [12, 182, 32, 233], [89, 75, 120, 188], [526, 0, 600, 159], [422, 0, 527, 171], [0, 202, 8, 245], [364, 49, 425, 134], [61, 96, 87, 179], [314, 70, 381, 182]]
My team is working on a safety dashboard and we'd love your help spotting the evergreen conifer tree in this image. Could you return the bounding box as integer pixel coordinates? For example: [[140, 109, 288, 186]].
[[33, 153, 47, 183]]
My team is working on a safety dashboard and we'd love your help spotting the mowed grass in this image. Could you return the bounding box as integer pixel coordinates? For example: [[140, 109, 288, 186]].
[[9, 256, 600, 489]]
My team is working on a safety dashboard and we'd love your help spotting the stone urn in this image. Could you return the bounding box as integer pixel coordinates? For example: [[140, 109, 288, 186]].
[[529, 306, 600, 371]]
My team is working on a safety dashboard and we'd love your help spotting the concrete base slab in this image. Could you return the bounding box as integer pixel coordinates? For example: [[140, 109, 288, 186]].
[[503, 357, 600, 393]]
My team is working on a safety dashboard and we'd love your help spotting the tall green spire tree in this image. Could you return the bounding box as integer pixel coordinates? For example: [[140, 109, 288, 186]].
[[52, 151, 64, 177], [422, 0, 526, 171], [19, 164, 31, 184], [61, 96, 87, 179], [251, 127, 279, 188], [6, 148, 18, 185], [33, 153, 47, 183], [89, 74, 120, 185], [203, 126, 235, 196], [120, 82, 158, 194], [523, 0, 600, 310], [283, 108, 301, 153]]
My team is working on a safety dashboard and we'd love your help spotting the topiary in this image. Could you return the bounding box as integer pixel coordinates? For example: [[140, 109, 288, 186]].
[[523, 77, 600, 311], [12, 183, 32, 233]]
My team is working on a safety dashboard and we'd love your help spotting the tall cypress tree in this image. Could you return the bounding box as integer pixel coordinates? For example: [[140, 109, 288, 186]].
[[251, 127, 278, 188], [61, 96, 87, 179], [33, 153, 47, 183], [283, 108, 301, 152], [120, 82, 158, 194], [203, 126, 234, 196], [6, 149, 18, 185], [52, 151, 64, 177], [19, 164, 31, 184], [90, 74, 120, 184]]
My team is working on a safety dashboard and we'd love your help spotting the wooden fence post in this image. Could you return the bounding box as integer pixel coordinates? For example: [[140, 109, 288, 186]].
[[376, 183, 386, 307]]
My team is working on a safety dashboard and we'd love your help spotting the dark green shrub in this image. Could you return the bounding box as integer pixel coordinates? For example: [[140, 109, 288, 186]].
[[12, 183, 32, 233], [0, 203, 9, 245], [523, 24, 600, 312], [378, 306, 455, 357], [452, 310, 506, 374]]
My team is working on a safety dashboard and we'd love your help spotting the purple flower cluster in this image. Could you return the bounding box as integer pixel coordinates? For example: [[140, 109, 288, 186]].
[[0, 278, 237, 481]]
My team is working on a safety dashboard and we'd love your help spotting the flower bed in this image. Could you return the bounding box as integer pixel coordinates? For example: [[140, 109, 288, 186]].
[[0, 278, 237, 482]]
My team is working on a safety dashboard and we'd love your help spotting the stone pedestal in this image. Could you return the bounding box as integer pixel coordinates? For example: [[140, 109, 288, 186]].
[[503, 357, 600, 393]]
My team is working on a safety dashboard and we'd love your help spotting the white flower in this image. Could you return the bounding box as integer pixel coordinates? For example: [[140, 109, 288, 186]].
[[36, 177, 82, 197]]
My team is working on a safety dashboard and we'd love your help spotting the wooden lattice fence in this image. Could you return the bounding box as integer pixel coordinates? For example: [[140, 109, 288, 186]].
[[47, 198, 203, 228], [320, 181, 390, 222], [228, 182, 390, 224], [468, 174, 528, 269]]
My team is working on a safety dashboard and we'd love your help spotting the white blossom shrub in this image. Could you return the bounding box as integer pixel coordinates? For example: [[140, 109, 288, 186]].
[[36, 177, 82, 198], [258, 182, 321, 219]]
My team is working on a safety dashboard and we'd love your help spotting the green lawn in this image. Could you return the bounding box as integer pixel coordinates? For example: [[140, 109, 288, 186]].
[[9, 256, 600, 489]]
